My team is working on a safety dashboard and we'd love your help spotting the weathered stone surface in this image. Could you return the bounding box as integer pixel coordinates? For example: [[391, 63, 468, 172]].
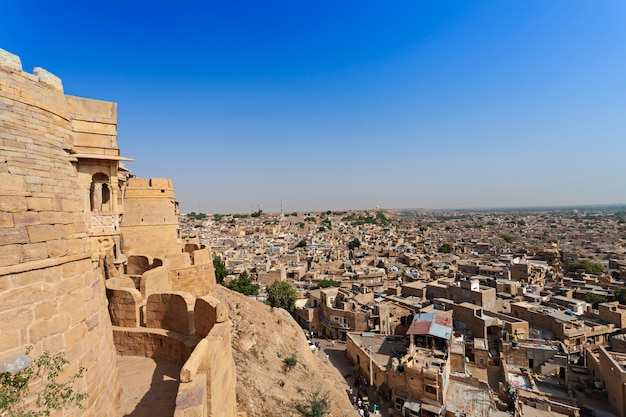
[[27, 224, 57, 243], [33, 67, 63, 91], [146, 292, 195, 335], [0, 48, 22, 71], [0, 227, 29, 244], [0, 51, 121, 417], [194, 296, 229, 340], [0, 212, 14, 228]]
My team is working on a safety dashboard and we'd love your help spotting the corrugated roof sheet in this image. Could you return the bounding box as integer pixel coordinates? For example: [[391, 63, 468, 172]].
[[407, 321, 431, 335], [430, 323, 452, 340], [407, 312, 453, 340]]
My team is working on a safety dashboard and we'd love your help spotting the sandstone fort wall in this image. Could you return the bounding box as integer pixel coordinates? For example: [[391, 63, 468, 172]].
[[0, 49, 121, 416]]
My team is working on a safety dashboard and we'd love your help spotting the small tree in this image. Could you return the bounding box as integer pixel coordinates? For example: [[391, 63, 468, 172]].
[[296, 388, 330, 417], [586, 293, 608, 309], [213, 258, 228, 285], [568, 259, 604, 274], [502, 234, 515, 243], [0, 348, 88, 417], [283, 356, 297, 372], [267, 281, 297, 313], [226, 271, 260, 296], [318, 279, 341, 288], [438, 243, 451, 253], [296, 240, 307, 248], [347, 238, 361, 250]]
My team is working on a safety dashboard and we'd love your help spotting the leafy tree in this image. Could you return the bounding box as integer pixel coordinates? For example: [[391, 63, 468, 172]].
[[296, 240, 307, 248], [567, 260, 604, 274], [586, 293, 608, 308], [296, 389, 330, 417], [1, 348, 88, 417], [267, 281, 297, 313], [614, 287, 626, 305], [226, 271, 259, 296], [502, 234, 515, 243], [318, 279, 341, 288], [213, 258, 228, 285], [347, 238, 361, 250], [438, 243, 452, 253]]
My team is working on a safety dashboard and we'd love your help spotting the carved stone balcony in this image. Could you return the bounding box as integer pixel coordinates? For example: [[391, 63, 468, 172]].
[[88, 213, 121, 235]]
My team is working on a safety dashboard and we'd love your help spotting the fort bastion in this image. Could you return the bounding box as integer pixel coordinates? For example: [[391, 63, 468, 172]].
[[0, 48, 238, 417]]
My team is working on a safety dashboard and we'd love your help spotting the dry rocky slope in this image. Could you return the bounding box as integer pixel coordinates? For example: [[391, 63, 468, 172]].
[[218, 286, 358, 417]]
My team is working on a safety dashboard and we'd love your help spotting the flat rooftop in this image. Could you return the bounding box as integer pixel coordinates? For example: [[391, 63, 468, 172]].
[[349, 333, 409, 368]]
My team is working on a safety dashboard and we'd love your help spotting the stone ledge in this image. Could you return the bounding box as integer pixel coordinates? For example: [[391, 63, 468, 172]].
[[0, 252, 91, 277]]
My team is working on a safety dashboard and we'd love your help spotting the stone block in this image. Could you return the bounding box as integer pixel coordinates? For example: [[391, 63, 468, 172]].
[[33, 67, 63, 91], [34, 298, 59, 320], [0, 244, 22, 267], [65, 322, 88, 347], [0, 307, 33, 333], [174, 375, 207, 417], [47, 239, 68, 257], [21, 242, 48, 262], [0, 331, 19, 353], [0, 195, 28, 212], [194, 296, 229, 340], [12, 211, 39, 226], [0, 212, 14, 227], [27, 224, 57, 243], [26, 197, 53, 212], [0, 172, 26, 192], [0, 226, 29, 244], [0, 48, 22, 71], [29, 313, 70, 343]]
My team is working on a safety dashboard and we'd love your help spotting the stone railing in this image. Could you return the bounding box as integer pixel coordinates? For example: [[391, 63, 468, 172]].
[[88, 213, 120, 234]]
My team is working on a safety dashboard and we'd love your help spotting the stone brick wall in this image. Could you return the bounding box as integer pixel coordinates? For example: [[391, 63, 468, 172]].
[[146, 292, 195, 335], [106, 279, 143, 327], [112, 327, 194, 363], [0, 48, 121, 416], [121, 177, 181, 257]]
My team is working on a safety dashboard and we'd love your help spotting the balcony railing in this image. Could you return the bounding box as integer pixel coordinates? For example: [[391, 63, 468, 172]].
[[320, 315, 351, 330]]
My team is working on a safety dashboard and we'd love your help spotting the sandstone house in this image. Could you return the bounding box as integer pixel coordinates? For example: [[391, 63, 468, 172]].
[[0, 48, 238, 417]]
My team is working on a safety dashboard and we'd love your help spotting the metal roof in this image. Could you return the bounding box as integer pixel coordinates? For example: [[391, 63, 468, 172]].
[[406, 312, 453, 340]]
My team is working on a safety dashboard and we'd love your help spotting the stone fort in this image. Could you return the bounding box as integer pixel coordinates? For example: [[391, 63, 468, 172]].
[[0, 48, 238, 416]]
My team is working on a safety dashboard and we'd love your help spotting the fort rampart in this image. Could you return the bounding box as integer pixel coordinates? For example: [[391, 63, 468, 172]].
[[0, 48, 121, 416]]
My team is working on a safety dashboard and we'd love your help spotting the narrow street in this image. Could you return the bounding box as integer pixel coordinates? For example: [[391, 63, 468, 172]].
[[312, 336, 390, 417]]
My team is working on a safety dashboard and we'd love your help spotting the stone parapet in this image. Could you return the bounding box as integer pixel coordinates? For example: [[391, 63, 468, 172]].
[[112, 327, 196, 363], [146, 291, 196, 335]]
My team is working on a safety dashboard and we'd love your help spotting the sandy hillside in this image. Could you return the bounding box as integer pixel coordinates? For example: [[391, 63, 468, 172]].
[[217, 286, 358, 417]]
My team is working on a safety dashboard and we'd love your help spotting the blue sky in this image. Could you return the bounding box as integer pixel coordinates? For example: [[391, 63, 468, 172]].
[[2, 1, 625, 214]]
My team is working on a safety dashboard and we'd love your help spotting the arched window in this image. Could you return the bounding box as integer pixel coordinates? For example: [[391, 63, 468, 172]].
[[90, 173, 110, 212]]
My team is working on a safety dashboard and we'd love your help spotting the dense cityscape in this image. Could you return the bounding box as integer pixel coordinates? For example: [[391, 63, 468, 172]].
[[180, 206, 626, 416]]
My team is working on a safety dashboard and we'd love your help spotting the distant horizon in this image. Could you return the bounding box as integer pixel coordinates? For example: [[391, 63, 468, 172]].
[[3, 1, 624, 214], [183, 202, 626, 216]]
